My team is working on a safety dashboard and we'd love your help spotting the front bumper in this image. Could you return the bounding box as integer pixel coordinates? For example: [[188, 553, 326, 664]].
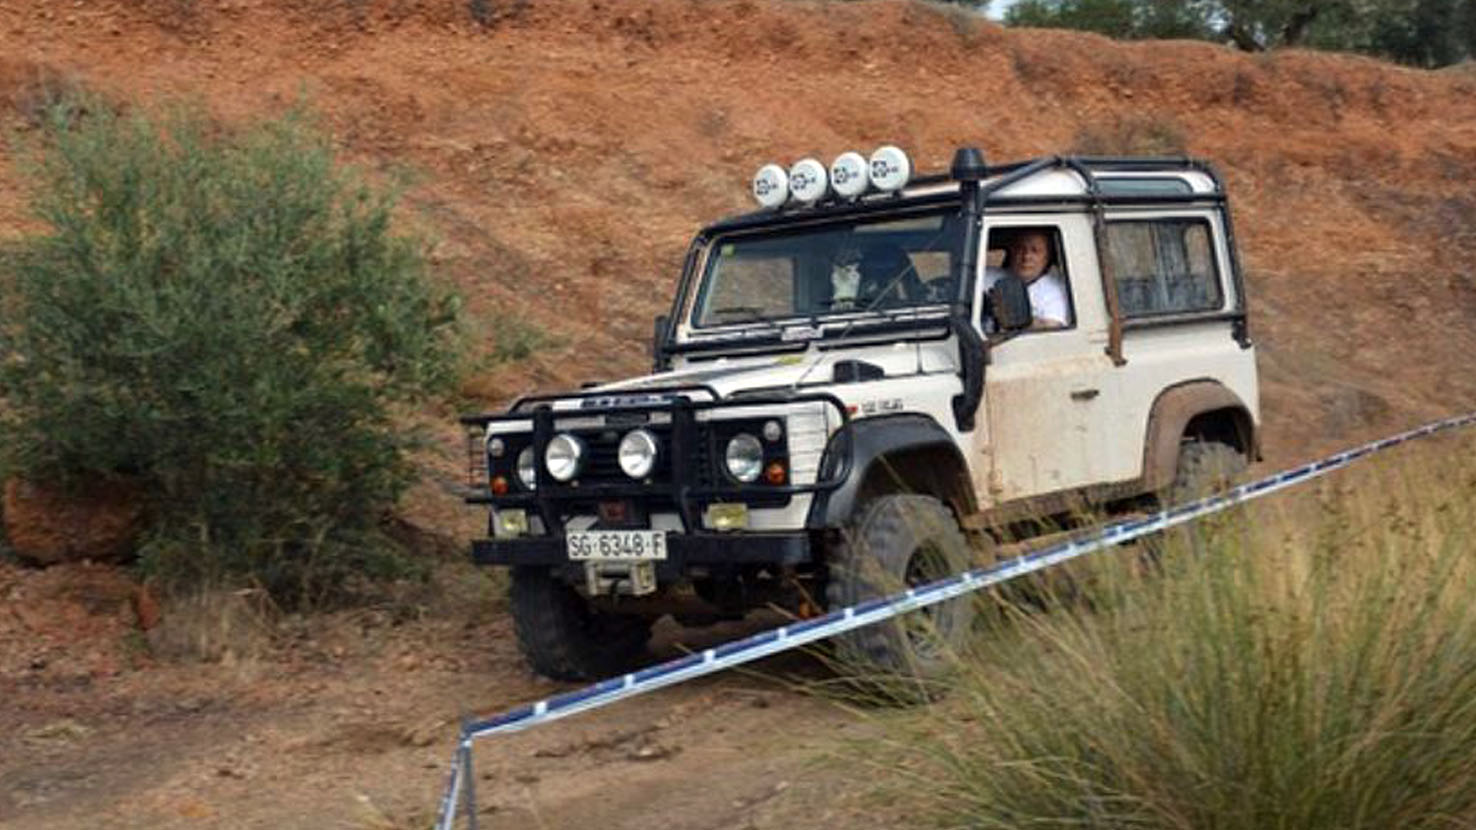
[[472, 531, 814, 578]]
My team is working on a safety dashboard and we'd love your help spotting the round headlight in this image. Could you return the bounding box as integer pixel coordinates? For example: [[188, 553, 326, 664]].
[[487, 436, 506, 458], [725, 433, 764, 483], [544, 433, 584, 483], [516, 446, 537, 490], [618, 429, 659, 479]]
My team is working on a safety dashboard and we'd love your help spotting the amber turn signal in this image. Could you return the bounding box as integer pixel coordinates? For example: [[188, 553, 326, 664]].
[[490, 475, 510, 496], [764, 461, 786, 485]]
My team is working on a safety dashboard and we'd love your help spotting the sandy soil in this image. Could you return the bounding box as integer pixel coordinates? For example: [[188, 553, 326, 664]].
[[2, 0, 1475, 826]]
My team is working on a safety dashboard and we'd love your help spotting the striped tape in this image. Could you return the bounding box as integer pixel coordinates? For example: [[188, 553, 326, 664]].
[[435, 409, 1476, 829]]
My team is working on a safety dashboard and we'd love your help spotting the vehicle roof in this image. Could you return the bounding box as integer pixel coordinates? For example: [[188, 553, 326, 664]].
[[704, 154, 1226, 237]]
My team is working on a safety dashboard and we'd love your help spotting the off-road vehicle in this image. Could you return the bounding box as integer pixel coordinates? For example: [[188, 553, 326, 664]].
[[462, 146, 1260, 681]]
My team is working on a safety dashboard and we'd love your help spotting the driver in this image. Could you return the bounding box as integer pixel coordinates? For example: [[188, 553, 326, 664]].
[[983, 229, 1069, 330]]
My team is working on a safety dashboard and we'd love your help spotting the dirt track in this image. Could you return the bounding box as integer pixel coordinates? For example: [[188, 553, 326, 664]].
[[3, 0, 1476, 826], [1, 566, 900, 828]]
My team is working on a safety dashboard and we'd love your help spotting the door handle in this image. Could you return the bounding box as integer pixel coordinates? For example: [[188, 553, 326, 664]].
[[1070, 388, 1100, 401]]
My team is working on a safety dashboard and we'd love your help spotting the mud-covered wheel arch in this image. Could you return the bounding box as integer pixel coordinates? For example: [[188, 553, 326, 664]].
[[1142, 380, 1257, 495], [509, 566, 653, 682]]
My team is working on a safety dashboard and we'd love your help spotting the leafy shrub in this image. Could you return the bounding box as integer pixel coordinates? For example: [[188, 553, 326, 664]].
[[0, 99, 460, 606], [858, 438, 1476, 828]]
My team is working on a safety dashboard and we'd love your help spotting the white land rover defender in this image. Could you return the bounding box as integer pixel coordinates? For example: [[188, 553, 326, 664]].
[[463, 147, 1260, 681]]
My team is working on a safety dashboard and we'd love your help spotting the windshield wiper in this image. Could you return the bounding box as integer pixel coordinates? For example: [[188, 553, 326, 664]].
[[708, 306, 786, 335]]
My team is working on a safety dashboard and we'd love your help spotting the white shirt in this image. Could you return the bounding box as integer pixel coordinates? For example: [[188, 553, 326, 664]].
[[983, 266, 1071, 328]]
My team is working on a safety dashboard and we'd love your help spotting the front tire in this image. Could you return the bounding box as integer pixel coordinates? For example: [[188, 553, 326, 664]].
[[826, 495, 975, 682], [509, 566, 653, 681]]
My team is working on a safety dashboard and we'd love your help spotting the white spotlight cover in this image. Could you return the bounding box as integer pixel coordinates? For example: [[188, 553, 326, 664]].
[[752, 163, 789, 209], [787, 158, 829, 204], [868, 145, 912, 192], [829, 152, 869, 198]]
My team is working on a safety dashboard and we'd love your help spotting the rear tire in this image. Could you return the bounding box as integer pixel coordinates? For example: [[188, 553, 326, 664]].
[[1167, 440, 1248, 505], [826, 495, 975, 685], [1144, 439, 1248, 564], [509, 566, 653, 682]]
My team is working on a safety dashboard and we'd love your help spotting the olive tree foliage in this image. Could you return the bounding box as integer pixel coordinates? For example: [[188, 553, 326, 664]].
[[1006, 0, 1476, 66], [0, 100, 461, 605]]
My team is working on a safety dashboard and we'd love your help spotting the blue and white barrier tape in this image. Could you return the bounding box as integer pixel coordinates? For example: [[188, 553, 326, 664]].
[[435, 409, 1476, 829]]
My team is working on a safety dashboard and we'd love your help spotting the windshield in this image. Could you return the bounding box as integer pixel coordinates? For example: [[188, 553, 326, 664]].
[[690, 209, 963, 329]]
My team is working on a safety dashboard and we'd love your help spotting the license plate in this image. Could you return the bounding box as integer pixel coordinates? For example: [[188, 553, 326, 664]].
[[566, 530, 668, 561]]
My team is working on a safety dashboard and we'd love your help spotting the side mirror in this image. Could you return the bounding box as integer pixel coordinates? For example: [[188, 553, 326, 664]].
[[990, 277, 1032, 331]]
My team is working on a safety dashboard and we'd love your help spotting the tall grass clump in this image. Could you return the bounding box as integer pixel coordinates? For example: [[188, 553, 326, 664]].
[[0, 98, 460, 606], [858, 436, 1476, 829]]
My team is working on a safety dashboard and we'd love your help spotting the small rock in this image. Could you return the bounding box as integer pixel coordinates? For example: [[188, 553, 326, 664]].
[[626, 742, 679, 762]]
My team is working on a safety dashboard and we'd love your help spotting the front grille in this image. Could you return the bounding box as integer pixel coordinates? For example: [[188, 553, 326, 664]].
[[570, 426, 675, 486]]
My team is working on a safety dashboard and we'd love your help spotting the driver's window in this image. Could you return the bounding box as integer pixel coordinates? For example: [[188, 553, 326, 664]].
[[983, 226, 1075, 330]]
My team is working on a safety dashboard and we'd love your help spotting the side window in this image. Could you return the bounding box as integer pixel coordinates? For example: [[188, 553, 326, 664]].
[[1106, 219, 1223, 318], [984, 225, 1074, 329]]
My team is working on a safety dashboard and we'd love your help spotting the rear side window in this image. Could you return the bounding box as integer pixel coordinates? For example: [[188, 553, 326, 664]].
[[1106, 219, 1223, 318]]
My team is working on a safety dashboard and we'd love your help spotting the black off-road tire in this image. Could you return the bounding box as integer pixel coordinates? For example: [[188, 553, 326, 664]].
[[1167, 440, 1248, 505], [826, 495, 975, 684], [509, 566, 653, 682], [1144, 440, 1249, 564]]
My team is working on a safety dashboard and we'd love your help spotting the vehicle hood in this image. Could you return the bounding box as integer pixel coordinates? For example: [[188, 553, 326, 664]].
[[591, 347, 957, 399]]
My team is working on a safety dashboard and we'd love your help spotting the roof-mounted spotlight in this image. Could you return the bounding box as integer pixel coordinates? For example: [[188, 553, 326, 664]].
[[787, 158, 829, 204], [829, 151, 869, 199], [868, 145, 912, 192], [752, 163, 789, 210]]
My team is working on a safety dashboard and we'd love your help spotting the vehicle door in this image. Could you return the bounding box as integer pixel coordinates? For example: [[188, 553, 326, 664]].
[[973, 215, 1121, 506]]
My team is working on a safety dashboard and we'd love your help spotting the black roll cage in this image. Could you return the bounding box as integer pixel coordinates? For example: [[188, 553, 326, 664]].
[[653, 152, 1250, 370], [460, 386, 853, 535]]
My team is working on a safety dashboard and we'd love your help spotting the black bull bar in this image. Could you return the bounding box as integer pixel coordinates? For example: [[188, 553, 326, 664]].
[[460, 386, 854, 535]]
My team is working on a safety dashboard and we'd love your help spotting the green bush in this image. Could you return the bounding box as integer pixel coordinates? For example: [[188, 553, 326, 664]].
[[0, 99, 460, 606], [856, 438, 1476, 828]]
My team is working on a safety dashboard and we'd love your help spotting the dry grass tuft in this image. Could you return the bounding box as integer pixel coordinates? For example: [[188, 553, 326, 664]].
[[841, 433, 1476, 828]]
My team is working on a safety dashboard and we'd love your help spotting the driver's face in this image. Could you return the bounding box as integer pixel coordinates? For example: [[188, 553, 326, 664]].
[[1009, 233, 1050, 282]]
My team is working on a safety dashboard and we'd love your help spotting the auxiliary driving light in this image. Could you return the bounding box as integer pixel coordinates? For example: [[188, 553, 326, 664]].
[[618, 428, 659, 479], [704, 502, 750, 532], [494, 509, 529, 539], [724, 433, 764, 483], [752, 163, 789, 209], [516, 446, 537, 490], [829, 151, 869, 199], [544, 433, 585, 483], [868, 145, 912, 192], [787, 158, 829, 204]]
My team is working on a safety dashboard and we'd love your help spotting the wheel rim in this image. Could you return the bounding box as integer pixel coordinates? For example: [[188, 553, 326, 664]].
[[901, 538, 956, 661]]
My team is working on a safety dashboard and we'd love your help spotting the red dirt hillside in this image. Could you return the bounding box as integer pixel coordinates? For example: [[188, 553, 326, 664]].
[[3, 0, 1475, 467], [3, 1, 1476, 827]]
